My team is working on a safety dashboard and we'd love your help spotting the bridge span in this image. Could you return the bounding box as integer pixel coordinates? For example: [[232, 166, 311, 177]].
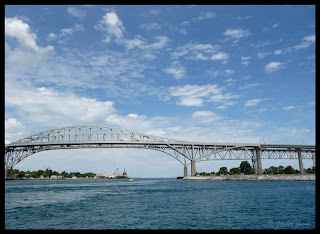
[[4, 125, 315, 178]]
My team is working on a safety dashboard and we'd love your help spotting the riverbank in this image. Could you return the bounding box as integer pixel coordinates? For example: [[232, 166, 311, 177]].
[[183, 174, 315, 181]]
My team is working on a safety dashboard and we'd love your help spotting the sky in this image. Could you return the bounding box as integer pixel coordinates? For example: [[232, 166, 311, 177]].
[[5, 5, 315, 177]]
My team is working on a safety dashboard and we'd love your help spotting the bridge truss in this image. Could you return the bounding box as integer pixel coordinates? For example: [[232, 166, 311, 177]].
[[5, 125, 316, 177]]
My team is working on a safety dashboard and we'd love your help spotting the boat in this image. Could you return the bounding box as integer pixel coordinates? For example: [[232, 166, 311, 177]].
[[129, 177, 133, 181]]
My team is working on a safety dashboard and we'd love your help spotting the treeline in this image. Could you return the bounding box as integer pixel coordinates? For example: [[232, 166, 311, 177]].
[[196, 161, 316, 176], [12, 169, 96, 179]]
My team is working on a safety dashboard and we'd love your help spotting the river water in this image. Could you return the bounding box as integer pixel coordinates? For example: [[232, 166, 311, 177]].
[[5, 178, 315, 229]]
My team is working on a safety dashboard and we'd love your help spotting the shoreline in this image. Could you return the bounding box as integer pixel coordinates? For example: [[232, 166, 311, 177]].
[[183, 174, 315, 181]]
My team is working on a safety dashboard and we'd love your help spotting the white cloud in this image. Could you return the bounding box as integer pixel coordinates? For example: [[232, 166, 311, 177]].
[[150, 9, 161, 15], [48, 33, 58, 40], [274, 50, 282, 55], [257, 52, 272, 59], [5, 85, 115, 127], [172, 42, 220, 60], [239, 83, 259, 90], [5, 17, 53, 53], [163, 61, 186, 79], [95, 11, 126, 41], [303, 34, 315, 42], [244, 99, 262, 107], [139, 23, 162, 31], [192, 111, 223, 123], [67, 7, 86, 19], [241, 56, 251, 61], [195, 11, 216, 21], [5, 17, 54, 73], [241, 56, 251, 66], [274, 34, 315, 55], [223, 29, 251, 39], [265, 61, 286, 72], [224, 69, 234, 76], [255, 108, 267, 112], [223, 78, 233, 83], [169, 84, 240, 108], [282, 106, 296, 110], [60, 24, 85, 37], [272, 23, 280, 28], [217, 101, 237, 110], [5, 118, 25, 142], [210, 52, 229, 61]]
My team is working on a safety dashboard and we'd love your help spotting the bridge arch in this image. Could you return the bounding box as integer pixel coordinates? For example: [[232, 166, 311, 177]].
[[5, 125, 315, 178]]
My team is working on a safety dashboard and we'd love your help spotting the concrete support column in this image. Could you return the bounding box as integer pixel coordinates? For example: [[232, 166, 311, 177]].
[[298, 149, 304, 174], [184, 165, 188, 177], [191, 160, 196, 177], [5, 167, 13, 179], [255, 148, 262, 175]]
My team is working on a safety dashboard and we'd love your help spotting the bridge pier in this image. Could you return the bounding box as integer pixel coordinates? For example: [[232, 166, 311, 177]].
[[191, 160, 196, 177], [5, 167, 13, 180], [298, 149, 305, 174], [184, 165, 188, 177], [255, 148, 262, 175]]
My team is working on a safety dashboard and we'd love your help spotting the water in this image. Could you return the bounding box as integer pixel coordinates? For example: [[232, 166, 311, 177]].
[[5, 179, 315, 229]]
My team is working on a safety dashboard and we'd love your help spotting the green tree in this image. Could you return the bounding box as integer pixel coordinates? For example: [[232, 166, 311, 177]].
[[240, 161, 254, 174], [13, 169, 19, 175], [229, 167, 241, 175], [284, 166, 295, 174], [217, 167, 228, 175], [18, 171, 25, 178], [35, 170, 44, 178], [278, 166, 284, 174]]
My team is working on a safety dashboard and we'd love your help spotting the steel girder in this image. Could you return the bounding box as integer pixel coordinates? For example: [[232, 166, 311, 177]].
[[5, 125, 316, 169]]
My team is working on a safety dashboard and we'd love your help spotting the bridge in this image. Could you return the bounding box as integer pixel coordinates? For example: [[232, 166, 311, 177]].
[[4, 125, 316, 179]]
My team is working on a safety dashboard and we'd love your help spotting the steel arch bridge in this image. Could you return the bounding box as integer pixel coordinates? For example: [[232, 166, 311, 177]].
[[4, 125, 316, 178]]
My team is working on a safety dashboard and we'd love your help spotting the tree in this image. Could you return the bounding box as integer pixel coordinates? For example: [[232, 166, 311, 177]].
[[278, 166, 284, 174], [284, 166, 295, 174], [240, 161, 254, 174], [217, 167, 228, 175], [18, 171, 25, 178], [35, 170, 44, 178], [229, 167, 241, 175], [13, 169, 19, 175]]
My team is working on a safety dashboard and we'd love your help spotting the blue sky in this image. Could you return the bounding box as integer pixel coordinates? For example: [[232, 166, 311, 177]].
[[5, 5, 315, 177]]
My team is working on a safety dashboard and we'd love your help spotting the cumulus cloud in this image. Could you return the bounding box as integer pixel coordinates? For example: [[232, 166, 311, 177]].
[[5, 17, 53, 53], [95, 11, 126, 42], [265, 61, 286, 72], [5, 118, 25, 142], [5, 85, 115, 127], [5, 17, 54, 72]]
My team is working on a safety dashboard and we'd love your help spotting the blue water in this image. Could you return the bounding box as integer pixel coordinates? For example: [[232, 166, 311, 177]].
[[5, 178, 315, 229]]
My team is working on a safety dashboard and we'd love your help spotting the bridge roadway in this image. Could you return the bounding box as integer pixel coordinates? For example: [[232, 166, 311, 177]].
[[4, 125, 316, 178]]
